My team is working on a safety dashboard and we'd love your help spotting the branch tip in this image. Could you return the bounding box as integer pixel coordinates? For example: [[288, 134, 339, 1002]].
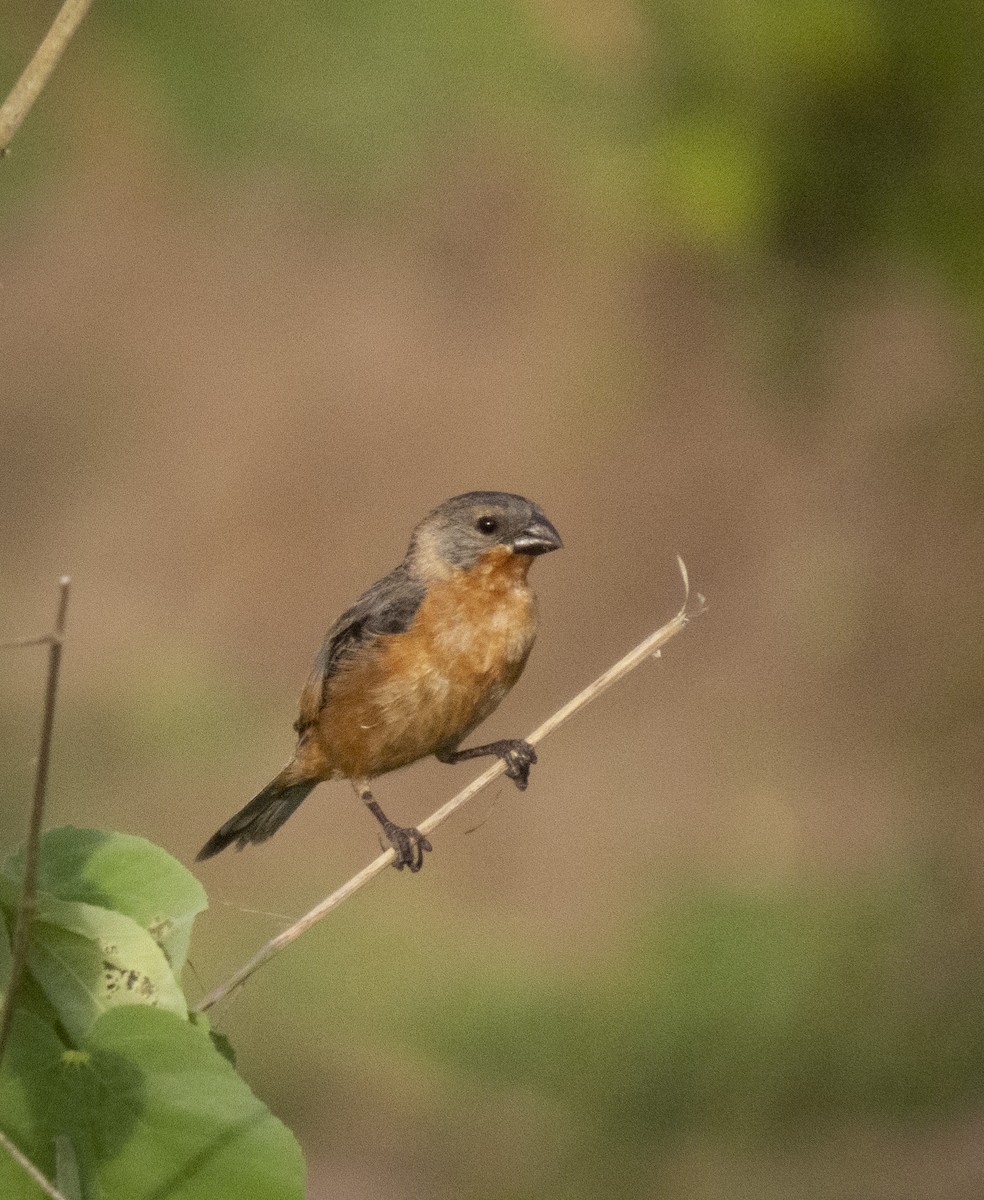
[[676, 554, 690, 603]]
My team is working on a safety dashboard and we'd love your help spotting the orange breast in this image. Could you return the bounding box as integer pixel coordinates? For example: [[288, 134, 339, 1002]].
[[313, 547, 538, 779]]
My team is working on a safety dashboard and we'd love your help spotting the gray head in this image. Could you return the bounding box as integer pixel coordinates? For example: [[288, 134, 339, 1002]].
[[407, 491, 562, 575]]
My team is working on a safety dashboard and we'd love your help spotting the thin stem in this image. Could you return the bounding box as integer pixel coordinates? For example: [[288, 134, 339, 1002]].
[[195, 559, 703, 1013], [0, 0, 96, 156], [0, 577, 71, 1066], [0, 1130, 67, 1200]]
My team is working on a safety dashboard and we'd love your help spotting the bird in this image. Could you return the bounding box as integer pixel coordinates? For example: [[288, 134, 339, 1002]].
[[196, 491, 562, 873]]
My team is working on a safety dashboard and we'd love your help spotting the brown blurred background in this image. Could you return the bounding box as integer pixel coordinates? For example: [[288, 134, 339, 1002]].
[[3, 2, 984, 1196]]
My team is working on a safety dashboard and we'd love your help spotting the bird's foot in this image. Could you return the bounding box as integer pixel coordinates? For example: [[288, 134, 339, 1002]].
[[382, 822, 432, 873], [491, 739, 538, 790]]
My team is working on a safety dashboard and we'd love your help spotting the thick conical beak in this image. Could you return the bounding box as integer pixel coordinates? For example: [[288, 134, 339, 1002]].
[[511, 518, 563, 556]]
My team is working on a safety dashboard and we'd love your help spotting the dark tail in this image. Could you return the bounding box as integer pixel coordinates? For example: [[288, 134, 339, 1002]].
[[196, 772, 319, 861]]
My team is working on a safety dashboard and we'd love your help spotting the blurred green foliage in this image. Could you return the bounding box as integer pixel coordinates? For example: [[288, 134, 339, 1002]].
[[97, 0, 581, 203], [636, 1, 984, 273], [249, 868, 984, 1195], [449, 880, 983, 1128], [4, 0, 982, 308], [43, 2, 963, 296]]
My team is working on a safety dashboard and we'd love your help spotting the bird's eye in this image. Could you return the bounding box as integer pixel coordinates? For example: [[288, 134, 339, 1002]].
[[476, 516, 499, 535]]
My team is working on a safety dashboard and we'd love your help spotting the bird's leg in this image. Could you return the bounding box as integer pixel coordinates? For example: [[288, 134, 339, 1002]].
[[437, 740, 538, 791], [352, 779, 432, 872]]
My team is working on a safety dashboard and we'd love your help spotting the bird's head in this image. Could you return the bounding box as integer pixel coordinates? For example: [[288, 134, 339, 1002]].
[[408, 491, 562, 579]]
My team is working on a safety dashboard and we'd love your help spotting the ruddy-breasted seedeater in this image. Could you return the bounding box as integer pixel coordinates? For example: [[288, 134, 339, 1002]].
[[197, 492, 561, 872]]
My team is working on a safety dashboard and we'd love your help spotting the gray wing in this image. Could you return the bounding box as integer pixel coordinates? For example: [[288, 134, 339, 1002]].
[[294, 564, 426, 733]]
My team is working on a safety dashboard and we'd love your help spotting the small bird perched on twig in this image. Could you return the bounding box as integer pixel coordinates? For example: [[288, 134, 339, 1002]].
[[196, 491, 562, 873]]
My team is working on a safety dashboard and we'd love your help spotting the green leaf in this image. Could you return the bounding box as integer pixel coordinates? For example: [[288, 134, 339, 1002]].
[[0, 1004, 303, 1200], [0, 830, 297, 1198], [86, 1008, 303, 1199], [26, 895, 187, 1043], [0, 1008, 66, 1198], [188, 1010, 237, 1066], [1, 828, 207, 973]]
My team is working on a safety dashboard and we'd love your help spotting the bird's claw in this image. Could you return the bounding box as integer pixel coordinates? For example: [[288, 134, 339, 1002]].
[[383, 822, 432, 873], [496, 739, 538, 791]]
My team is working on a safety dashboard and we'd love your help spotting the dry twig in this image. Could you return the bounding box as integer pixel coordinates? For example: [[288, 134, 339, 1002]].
[[196, 558, 703, 1012], [0, 1130, 68, 1200], [0, 577, 71, 1063], [0, 578, 71, 1200], [0, 0, 95, 157], [0, 635, 56, 650]]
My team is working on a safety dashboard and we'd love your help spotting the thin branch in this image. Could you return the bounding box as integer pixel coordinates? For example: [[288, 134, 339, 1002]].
[[196, 559, 704, 1013], [0, 1130, 68, 1200], [0, 0, 96, 157], [0, 577, 71, 1066], [0, 635, 55, 650]]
